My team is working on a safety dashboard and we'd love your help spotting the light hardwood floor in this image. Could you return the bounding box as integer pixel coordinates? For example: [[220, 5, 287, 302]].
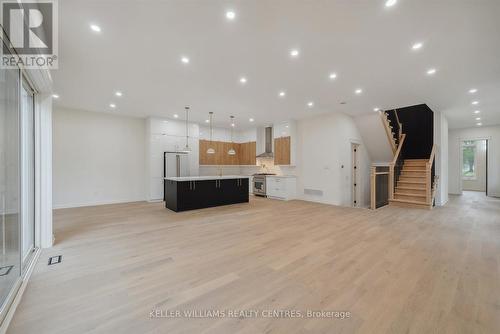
[[7, 192, 500, 333]]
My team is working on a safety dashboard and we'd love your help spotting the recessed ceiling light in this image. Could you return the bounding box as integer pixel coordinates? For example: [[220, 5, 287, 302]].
[[226, 10, 236, 20], [412, 42, 423, 50], [374, 107, 380, 112], [476, 122, 482, 126], [52, 94, 59, 99], [474, 110, 481, 114], [475, 117, 481, 121], [181, 56, 190, 64], [355, 88, 363, 94], [239, 77, 247, 84], [90, 24, 101, 33], [173, 114, 179, 118], [115, 91, 123, 97], [290, 49, 299, 57], [469, 88, 478, 94], [205, 119, 210, 123], [472, 101, 479, 105], [329, 73, 337, 80], [279, 91, 286, 97], [109, 103, 116, 109], [249, 118, 254, 122], [307, 101, 314, 107], [385, 0, 397, 7], [426, 68, 437, 75], [231, 123, 235, 127]]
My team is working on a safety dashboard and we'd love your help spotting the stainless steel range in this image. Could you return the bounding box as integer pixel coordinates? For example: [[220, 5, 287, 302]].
[[252, 173, 275, 196]]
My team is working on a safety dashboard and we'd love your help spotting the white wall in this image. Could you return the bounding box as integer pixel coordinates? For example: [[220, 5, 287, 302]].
[[449, 125, 500, 197], [53, 108, 147, 208], [295, 113, 371, 207], [434, 111, 449, 206], [353, 113, 393, 163]]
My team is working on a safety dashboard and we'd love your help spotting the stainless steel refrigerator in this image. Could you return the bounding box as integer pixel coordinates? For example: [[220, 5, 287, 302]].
[[163, 152, 190, 200]]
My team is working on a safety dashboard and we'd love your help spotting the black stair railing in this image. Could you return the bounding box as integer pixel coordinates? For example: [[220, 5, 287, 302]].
[[384, 109, 401, 146]]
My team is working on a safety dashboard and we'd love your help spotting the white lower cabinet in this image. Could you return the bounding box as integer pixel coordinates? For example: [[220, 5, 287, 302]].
[[266, 176, 296, 200]]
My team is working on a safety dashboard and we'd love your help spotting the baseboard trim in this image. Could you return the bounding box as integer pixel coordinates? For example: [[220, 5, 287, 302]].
[[0, 248, 41, 334], [53, 198, 147, 209]]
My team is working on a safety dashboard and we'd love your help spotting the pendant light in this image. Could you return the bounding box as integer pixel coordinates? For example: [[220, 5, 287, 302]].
[[228, 115, 236, 156], [207, 112, 215, 154], [183, 106, 191, 152]]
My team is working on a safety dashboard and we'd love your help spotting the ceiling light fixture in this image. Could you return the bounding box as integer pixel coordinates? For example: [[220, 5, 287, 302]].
[[426, 68, 437, 75], [412, 42, 423, 50], [226, 10, 236, 20], [475, 117, 481, 121], [90, 24, 101, 33], [385, 0, 397, 7], [329, 73, 337, 80], [181, 56, 190, 64], [205, 119, 209, 123], [472, 101, 479, 105], [207, 112, 215, 154], [279, 91, 286, 97], [228, 116, 236, 155], [355, 88, 363, 94], [469, 88, 478, 94], [476, 122, 482, 126], [115, 91, 123, 97], [290, 49, 299, 57], [52, 94, 59, 99], [239, 77, 247, 84], [109, 103, 116, 109], [307, 101, 314, 108], [374, 107, 380, 112], [249, 118, 254, 122], [173, 114, 179, 118], [474, 110, 481, 114]]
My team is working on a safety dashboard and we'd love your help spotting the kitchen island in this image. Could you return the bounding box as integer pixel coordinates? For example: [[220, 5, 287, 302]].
[[164, 175, 249, 212]]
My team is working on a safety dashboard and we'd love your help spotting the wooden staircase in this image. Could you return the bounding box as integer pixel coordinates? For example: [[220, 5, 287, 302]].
[[390, 159, 434, 209]]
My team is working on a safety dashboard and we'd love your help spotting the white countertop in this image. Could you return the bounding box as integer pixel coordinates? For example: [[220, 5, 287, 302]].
[[266, 175, 297, 178], [164, 175, 250, 181]]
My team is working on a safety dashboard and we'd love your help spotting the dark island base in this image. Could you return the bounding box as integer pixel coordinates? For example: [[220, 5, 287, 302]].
[[164, 178, 249, 212]]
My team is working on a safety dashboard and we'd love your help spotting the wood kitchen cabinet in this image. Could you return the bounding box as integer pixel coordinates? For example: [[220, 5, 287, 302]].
[[274, 136, 291, 165], [199, 140, 256, 166]]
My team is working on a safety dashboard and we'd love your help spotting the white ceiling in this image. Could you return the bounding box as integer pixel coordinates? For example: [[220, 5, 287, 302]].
[[52, 0, 500, 129]]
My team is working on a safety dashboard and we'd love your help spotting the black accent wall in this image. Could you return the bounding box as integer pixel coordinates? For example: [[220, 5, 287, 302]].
[[396, 104, 434, 159]]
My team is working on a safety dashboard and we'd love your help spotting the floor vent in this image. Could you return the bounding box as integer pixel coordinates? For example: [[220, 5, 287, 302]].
[[48, 255, 62, 265], [304, 188, 323, 196]]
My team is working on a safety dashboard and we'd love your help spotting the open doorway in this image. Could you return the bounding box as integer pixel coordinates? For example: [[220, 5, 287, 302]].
[[461, 139, 488, 195]]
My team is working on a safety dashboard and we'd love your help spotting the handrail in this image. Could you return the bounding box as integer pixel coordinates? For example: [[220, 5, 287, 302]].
[[388, 133, 406, 200], [390, 134, 406, 165], [425, 144, 437, 205], [393, 109, 403, 139], [379, 111, 397, 153], [427, 144, 437, 168]]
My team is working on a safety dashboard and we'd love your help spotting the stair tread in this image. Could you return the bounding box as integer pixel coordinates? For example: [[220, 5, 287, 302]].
[[390, 198, 429, 205], [396, 186, 426, 190], [395, 192, 426, 197], [402, 169, 427, 172], [398, 180, 426, 184]]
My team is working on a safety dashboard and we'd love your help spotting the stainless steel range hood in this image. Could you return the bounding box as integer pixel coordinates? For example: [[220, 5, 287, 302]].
[[256, 126, 274, 158]]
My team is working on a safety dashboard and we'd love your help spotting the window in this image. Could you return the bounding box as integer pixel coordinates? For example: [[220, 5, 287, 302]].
[[462, 141, 477, 180]]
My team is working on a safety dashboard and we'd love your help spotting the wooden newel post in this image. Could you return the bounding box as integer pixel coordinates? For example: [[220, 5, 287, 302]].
[[425, 162, 431, 204], [370, 167, 376, 210]]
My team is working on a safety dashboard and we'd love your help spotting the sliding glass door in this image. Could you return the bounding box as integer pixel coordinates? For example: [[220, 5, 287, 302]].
[[0, 48, 21, 313], [0, 39, 36, 318], [21, 81, 35, 269]]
